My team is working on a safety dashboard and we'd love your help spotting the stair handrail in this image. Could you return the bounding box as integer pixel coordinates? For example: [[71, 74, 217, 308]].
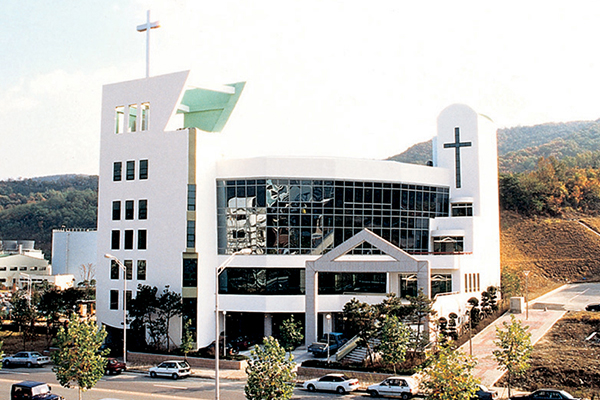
[[335, 335, 361, 361]]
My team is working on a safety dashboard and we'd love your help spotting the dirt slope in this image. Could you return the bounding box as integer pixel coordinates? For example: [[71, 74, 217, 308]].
[[500, 211, 600, 298]]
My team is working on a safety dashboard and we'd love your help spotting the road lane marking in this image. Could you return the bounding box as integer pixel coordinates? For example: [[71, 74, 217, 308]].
[[153, 384, 189, 390]]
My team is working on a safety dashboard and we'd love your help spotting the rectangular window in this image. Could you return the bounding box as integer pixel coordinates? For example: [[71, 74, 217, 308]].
[[110, 260, 119, 280], [141, 102, 150, 131], [124, 230, 134, 250], [137, 260, 146, 280], [187, 221, 195, 248], [128, 104, 137, 132], [115, 106, 125, 134], [138, 230, 147, 250], [124, 290, 132, 310], [139, 159, 148, 180], [183, 298, 197, 342], [183, 259, 197, 287], [124, 260, 133, 280], [113, 162, 122, 182], [451, 203, 473, 217], [125, 200, 134, 220], [110, 290, 119, 310], [138, 200, 147, 220], [433, 236, 464, 253], [187, 184, 196, 211], [400, 274, 418, 298], [431, 274, 452, 297], [112, 201, 121, 220], [111, 230, 120, 250], [126, 161, 135, 180]]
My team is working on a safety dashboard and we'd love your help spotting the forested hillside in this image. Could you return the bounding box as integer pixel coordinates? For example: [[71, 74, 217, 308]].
[[389, 118, 600, 173], [0, 175, 98, 258]]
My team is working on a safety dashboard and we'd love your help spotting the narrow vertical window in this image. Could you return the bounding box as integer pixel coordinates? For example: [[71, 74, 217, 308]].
[[137, 260, 147, 280], [128, 104, 137, 132], [125, 200, 134, 220], [112, 201, 121, 220], [138, 200, 147, 220], [139, 159, 148, 180], [110, 260, 119, 280], [115, 106, 125, 134], [126, 161, 135, 180], [110, 290, 119, 310], [187, 184, 196, 211], [141, 102, 150, 131], [183, 258, 198, 287], [113, 162, 122, 182], [187, 221, 195, 248], [124, 260, 133, 280], [111, 230, 120, 250], [138, 229, 147, 250], [124, 230, 134, 250]]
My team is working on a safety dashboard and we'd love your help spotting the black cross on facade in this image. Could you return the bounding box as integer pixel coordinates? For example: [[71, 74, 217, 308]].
[[443, 127, 472, 188]]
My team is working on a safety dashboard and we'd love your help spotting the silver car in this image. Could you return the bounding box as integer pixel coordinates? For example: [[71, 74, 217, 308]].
[[3, 351, 51, 368], [367, 376, 419, 399], [148, 360, 191, 379]]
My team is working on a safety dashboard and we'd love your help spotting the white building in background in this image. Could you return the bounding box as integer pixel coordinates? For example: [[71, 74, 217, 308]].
[[0, 240, 75, 290], [96, 70, 500, 349], [51, 229, 97, 283]]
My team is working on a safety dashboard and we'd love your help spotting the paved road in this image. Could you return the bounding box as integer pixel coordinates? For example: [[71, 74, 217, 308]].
[[532, 282, 600, 311], [0, 368, 371, 400]]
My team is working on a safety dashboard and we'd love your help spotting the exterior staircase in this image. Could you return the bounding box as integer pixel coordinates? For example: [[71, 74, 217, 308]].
[[336, 336, 380, 363]]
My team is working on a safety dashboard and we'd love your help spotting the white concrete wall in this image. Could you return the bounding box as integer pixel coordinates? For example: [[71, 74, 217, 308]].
[[51, 230, 97, 282]]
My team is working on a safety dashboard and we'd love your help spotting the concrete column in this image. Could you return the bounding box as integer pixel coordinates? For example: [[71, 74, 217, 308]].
[[305, 262, 318, 346], [264, 313, 272, 337]]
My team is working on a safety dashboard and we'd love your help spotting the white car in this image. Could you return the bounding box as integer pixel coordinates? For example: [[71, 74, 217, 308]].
[[3, 351, 51, 368], [148, 360, 191, 379], [367, 376, 419, 399], [303, 373, 360, 394]]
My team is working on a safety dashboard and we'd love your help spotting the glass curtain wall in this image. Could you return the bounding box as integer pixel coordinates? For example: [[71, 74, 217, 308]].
[[217, 179, 449, 255]]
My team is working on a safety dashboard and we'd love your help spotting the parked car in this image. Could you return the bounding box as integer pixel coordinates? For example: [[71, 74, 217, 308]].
[[3, 351, 51, 368], [148, 360, 191, 379], [11, 381, 64, 400], [475, 384, 498, 400], [105, 358, 126, 374], [303, 373, 360, 394], [510, 389, 580, 400], [585, 304, 600, 312], [199, 339, 238, 357], [308, 332, 347, 357], [230, 335, 257, 351], [367, 376, 419, 399]]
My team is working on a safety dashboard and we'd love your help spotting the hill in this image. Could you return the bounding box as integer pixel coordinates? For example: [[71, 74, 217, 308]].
[[500, 210, 600, 298], [0, 175, 98, 258], [389, 119, 600, 173]]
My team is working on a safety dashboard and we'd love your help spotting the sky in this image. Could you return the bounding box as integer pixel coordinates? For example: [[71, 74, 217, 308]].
[[2, 1, 600, 180]]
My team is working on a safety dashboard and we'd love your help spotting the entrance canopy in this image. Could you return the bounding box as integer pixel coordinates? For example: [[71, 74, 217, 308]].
[[305, 229, 430, 345]]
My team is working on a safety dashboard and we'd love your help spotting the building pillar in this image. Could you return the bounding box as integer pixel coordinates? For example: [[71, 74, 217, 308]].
[[264, 313, 272, 337], [305, 262, 318, 346]]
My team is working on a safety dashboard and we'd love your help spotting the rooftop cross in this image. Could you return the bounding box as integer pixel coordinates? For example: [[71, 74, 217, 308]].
[[136, 10, 161, 78], [443, 127, 472, 189]]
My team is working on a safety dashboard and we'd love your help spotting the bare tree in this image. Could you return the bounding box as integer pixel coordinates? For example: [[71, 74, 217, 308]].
[[79, 263, 96, 285]]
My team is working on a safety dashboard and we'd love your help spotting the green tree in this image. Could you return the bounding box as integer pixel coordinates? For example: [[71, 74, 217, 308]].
[[407, 289, 437, 357], [492, 314, 532, 398], [481, 286, 499, 317], [279, 315, 304, 352], [180, 319, 194, 361], [51, 314, 108, 400], [376, 315, 411, 373], [420, 343, 479, 400], [37, 287, 65, 348], [244, 336, 296, 400], [342, 298, 379, 365], [157, 286, 183, 351], [10, 290, 38, 348]]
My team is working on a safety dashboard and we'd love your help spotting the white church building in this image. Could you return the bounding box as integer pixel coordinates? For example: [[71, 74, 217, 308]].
[[96, 70, 500, 349]]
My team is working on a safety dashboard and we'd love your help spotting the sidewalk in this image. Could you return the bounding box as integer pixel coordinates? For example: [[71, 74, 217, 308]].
[[459, 287, 568, 390]]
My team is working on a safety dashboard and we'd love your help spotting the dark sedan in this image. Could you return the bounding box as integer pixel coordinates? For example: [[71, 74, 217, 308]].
[[510, 389, 580, 400], [585, 303, 600, 312]]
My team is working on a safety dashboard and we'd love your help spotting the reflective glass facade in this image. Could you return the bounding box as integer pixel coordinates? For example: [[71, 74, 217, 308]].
[[217, 179, 449, 255], [219, 268, 305, 295]]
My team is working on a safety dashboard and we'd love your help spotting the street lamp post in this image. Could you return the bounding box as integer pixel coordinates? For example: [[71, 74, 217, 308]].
[[326, 313, 332, 364], [215, 249, 251, 400], [104, 254, 128, 364], [524, 271, 530, 320], [465, 305, 473, 356]]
